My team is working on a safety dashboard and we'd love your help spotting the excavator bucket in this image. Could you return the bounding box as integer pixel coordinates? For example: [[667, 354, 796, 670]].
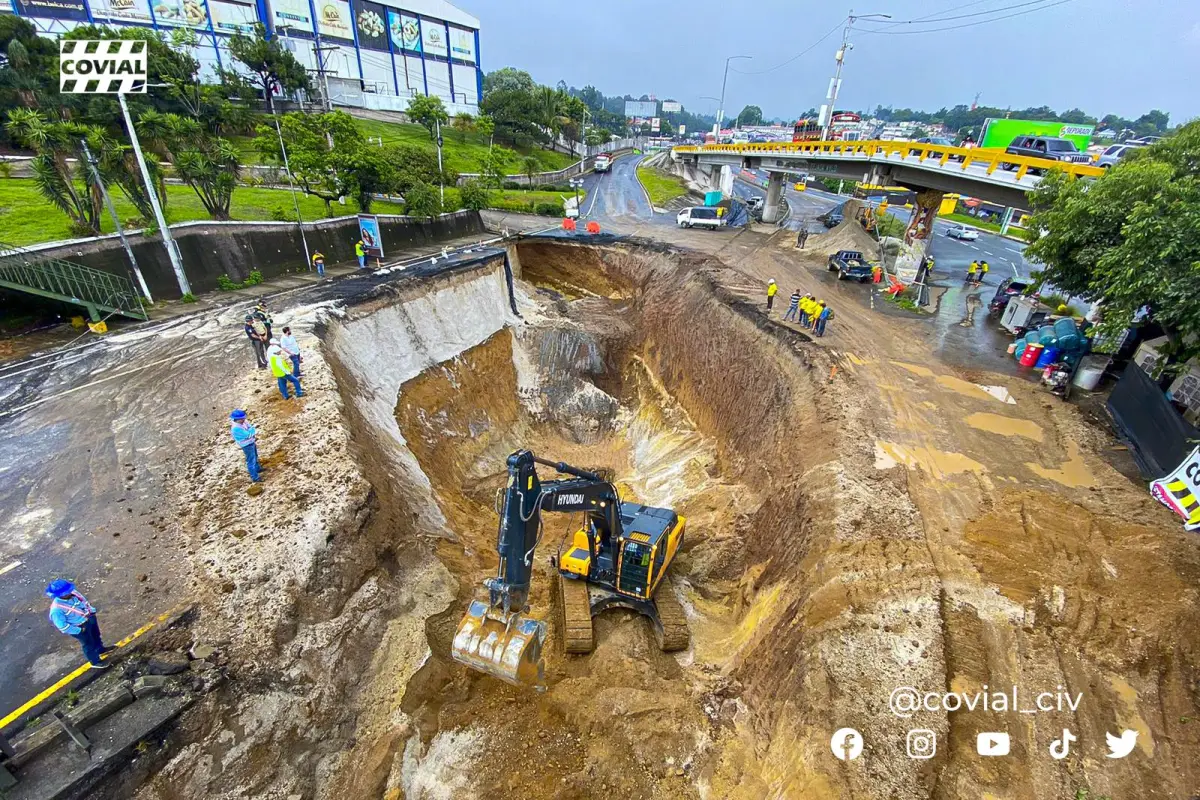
[[451, 599, 547, 687]]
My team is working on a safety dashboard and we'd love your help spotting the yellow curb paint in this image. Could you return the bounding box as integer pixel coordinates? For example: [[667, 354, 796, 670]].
[[0, 604, 189, 731]]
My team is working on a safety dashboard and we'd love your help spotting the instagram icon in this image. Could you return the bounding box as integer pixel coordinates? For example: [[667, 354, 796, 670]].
[[907, 729, 937, 759]]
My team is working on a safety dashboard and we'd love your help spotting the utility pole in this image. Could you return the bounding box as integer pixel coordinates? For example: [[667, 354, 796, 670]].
[[80, 138, 152, 304], [271, 113, 311, 269], [821, 10, 891, 141], [435, 118, 445, 207], [118, 92, 189, 297], [716, 55, 751, 141]]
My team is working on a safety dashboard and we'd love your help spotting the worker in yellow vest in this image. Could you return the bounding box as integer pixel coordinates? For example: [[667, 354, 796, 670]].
[[766, 279, 778, 315], [967, 261, 979, 284]]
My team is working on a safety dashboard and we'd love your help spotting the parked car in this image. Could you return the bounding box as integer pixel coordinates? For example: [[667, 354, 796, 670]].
[[1126, 135, 1163, 146], [1003, 136, 1092, 170], [822, 208, 845, 228], [827, 250, 873, 282], [745, 196, 764, 211], [677, 206, 724, 230], [914, 136, 962, 160], [1096, 143, 1142, 168], [988, 278, 1030, 315], [945, 223, 979, 241]]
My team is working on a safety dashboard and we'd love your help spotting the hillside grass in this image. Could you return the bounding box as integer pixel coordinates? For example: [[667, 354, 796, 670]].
[[636, 166, 688, 206], [942, 211, 1004, 234]]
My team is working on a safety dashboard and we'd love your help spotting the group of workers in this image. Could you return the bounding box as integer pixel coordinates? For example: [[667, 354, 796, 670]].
[[767, 280, 834, 337], [966, 260, 990, 285], [242, 302, 305, 400]]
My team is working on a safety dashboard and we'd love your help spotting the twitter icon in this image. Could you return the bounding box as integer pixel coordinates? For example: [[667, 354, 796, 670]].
[[1106, 730, 1138, 759]]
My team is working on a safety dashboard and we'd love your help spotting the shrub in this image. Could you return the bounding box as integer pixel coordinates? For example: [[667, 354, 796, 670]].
[[404, 181, 442, 218], [459, 180, 489, 211], [534, 201, 563, 216], [180, 293, 197, 303], [216, 274, 240, 291], [0, 161, 13, 179], [269, 205, 294, 222], [502, 180, 522, 190], [245, 270, 264, 286], [536, 183, 561, 192]]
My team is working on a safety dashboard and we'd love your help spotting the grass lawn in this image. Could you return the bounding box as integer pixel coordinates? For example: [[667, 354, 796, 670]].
[[942, 211, 1005, 234], [0, 178, 403, 247], [636, 166, 688, 207]]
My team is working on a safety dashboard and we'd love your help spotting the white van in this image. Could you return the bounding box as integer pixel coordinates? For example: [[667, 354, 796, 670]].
[[677, 206, 724, 230]]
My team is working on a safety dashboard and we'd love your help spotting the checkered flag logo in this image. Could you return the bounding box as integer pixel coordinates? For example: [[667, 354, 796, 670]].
[[60, 40, 147, 94]]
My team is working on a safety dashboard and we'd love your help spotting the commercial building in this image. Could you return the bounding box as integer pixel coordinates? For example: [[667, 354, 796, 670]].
[[3, 0, 482, 114]]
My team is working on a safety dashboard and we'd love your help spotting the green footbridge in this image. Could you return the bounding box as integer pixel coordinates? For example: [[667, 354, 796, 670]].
[[0, 240, 147, 323]]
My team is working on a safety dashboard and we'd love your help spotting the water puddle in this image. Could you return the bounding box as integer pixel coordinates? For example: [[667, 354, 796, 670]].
[[874, 440, 986, 479], [1025, 441, 1096, 488], [965, 412, 1044, 442], [891, 361, 1016, 404]]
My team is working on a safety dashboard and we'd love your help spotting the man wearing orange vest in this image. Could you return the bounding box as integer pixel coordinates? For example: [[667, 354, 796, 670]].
[[46, 579, 114, 668]]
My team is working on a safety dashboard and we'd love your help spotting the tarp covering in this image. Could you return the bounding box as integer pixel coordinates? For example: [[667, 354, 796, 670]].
[[1106, 364, 1200, 478]]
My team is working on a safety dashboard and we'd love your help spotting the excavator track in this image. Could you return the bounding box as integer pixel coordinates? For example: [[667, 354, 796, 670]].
[[558, 573, 595, 654], [652, 580, 690, 652]]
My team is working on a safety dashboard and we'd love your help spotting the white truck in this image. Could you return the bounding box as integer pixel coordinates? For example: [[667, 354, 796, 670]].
[[593, 153, 613, 173]]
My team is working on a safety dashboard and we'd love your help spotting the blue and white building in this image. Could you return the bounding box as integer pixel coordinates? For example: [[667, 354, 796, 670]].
[[3, 0, 482, 114]]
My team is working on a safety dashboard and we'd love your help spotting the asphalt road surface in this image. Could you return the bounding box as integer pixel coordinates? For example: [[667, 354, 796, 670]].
[[580, 153, 654, 223]]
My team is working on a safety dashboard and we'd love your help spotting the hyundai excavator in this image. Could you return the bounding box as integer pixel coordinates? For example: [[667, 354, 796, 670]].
[[451, 450, 689, 686]]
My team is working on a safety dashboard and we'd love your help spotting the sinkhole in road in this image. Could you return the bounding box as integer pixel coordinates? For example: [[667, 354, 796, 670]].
[[316, 240, 838, 798]]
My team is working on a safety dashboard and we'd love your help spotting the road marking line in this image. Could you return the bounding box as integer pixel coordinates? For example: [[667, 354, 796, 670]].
[[0, 603, 192, 731], [0, 561, 21, 577]]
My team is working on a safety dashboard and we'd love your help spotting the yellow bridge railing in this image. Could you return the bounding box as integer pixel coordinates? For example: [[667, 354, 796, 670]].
[[672, 140, 1104, 181]]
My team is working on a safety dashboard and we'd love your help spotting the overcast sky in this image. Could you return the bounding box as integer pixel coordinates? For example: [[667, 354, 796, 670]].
[[457, 0, 1199, 125]]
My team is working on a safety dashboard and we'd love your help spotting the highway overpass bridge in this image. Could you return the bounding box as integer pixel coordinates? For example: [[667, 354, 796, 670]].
[[673, 140, 1103, 224]]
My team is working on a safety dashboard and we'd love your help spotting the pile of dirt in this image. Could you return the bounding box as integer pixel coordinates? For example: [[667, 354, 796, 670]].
[[800, 198, 881, 259]]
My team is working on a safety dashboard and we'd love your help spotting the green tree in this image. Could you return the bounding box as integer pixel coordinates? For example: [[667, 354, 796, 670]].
[[407, 94, 448, 141], [404, 181, 441, 218], [476, 113, 495, 148], [451, 111, 474, 142], [736, 105, 763, 126], [1025, 120, 1200, 357], [459, 180, 488, 211], [480, 68, 543, 146], [387, 142, 443, 195], [521, 155, 540, 185], [256, 110, 358, 215], [227, 24, 312, 112], [0, 16, 61, 121], [477, 148, 507, 190], [6, 110, 105, 235], [138, 111, 240, 219]]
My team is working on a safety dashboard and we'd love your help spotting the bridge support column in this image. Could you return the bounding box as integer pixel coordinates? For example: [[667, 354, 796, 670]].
[[762, 172, 785, 224]]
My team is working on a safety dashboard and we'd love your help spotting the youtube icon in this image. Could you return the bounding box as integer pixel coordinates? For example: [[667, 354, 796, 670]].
[[977, 732, 1011, 756]]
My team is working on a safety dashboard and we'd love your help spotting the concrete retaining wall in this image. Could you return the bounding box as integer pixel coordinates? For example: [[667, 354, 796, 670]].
[[27, 211, 485, 300]]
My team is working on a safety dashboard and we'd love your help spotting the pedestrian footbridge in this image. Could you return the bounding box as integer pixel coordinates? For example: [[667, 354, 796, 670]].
[[0, 240, 147, 323], [673, 140, 1103, 222]]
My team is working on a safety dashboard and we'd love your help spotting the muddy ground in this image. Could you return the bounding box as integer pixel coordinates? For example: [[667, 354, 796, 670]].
[[104, 233, 1200, 800]]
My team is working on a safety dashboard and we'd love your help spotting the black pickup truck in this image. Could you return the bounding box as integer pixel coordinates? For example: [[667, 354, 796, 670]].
[[828, 250, 873, 282]]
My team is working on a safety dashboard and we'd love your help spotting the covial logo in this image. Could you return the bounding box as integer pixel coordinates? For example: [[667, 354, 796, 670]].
[[830, 728, 864, 761], [60, 40, 147, 94]]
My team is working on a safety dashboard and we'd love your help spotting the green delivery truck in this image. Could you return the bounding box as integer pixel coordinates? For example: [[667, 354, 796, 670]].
[[978, 119, 1095, 151]]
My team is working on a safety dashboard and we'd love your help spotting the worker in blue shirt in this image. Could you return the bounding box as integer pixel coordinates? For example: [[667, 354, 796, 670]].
[[46, 580, 113, 669], [230, 409, 261, 482]]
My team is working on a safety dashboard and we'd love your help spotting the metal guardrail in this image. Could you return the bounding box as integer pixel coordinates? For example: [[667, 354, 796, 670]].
[[673, 139, 1104, 182], [0, 240, 147, 322]]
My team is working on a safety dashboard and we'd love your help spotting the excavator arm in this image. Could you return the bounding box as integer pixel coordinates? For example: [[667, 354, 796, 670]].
[[452, 450, 620, 686]]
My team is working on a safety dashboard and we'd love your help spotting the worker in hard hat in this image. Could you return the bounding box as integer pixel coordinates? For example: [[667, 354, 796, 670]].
[[230, 409, 261, 482], [811, 299, 827, 331], [46, 580, 114, 669], [269, 339, 304, 400], [766, 279, 778, 315], [801, 294, 816, 328]]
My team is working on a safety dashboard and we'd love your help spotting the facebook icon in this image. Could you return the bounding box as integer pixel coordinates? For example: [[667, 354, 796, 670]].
[[831, 728, 865, 761]]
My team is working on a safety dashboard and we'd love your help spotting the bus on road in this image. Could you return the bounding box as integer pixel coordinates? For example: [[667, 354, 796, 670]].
[[793, 119, 822, 142]]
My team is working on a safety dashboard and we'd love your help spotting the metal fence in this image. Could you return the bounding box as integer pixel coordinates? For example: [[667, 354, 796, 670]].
[[0, 239, 146, 321]]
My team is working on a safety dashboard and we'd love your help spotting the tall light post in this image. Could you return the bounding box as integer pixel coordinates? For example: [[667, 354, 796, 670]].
[[117, 90, 190, 297], [821, 11, 891, 141], [716, 55, 751, 140]]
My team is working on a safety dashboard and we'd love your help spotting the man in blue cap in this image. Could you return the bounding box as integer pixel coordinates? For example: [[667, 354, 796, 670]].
[[46, 580, 113, 669], [230, 409, 261, 482]]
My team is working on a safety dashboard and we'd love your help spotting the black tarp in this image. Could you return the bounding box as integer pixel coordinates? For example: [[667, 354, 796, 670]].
[[1106, 364, 1200, 478]]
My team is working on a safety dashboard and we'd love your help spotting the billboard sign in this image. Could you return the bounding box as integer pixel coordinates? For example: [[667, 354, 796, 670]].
[[90, 0, 154, 25], [661, 101, 682, 113], [651, 117, 660, 132], [317, 0, 353, 40], [624, 100, 657, 118], [352, 0, 387, 50], [358, 215, 384, 259], [448, 26, 475, 62], [388, 9, 420, 52], [420, 18, 447, 57], [210, 0, 257, 34], [979, 118, 1095, 151], [14, 0, 89, 20], [271, 0, 313, 32], [678, 124, 686, 136], [153, 0, 211, 28]]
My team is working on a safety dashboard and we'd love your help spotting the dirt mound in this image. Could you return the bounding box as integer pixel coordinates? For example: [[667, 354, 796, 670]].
[[801, 198, 881, 258]]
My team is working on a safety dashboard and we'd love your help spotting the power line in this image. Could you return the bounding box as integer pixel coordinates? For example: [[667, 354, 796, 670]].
[[858, 0, 1075, 35], [728, 20, 844, 75], [877, 0, 1053, 26]]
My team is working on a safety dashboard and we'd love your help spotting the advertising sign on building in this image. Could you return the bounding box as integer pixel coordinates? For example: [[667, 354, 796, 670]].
[[271, 0, 314, 33], [650, 117, 660, 132], [624, 100, 657, 118], [153, 0, 211, 28], [678, 124, 686, 136], [91, 0, 154, 25], [387, 9, 420, 52], [448, 26, 475, 62], [661, 101, 682, 113], [317, 0, 353, 41], [420, 18, 447, 57], [210, 0, 257, 34], [357, 215, 384, 259], [351, 0, 387, 50], [13, 0, 89, 21], [978, 118, 1096, 151]]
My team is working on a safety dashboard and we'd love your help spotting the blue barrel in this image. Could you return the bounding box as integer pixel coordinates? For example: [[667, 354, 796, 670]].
[[1053, 318, 1078, 339], [1037, 325, 1058, 346], [1035, 346, 1060, 368], [1013, 337, 1028, 360]]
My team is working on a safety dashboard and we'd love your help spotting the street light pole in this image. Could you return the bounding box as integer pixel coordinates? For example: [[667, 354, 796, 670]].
[[716, 55, 751, 140], [80, 138, 152, 303], [272, 114, 311, 269], [822, 11, 891, 141], [435, 117, 444, 207], [118, 91, 190, 297]]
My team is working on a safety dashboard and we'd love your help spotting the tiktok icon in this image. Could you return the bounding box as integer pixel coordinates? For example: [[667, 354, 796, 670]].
[[1050, 729, 1077, 760]]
